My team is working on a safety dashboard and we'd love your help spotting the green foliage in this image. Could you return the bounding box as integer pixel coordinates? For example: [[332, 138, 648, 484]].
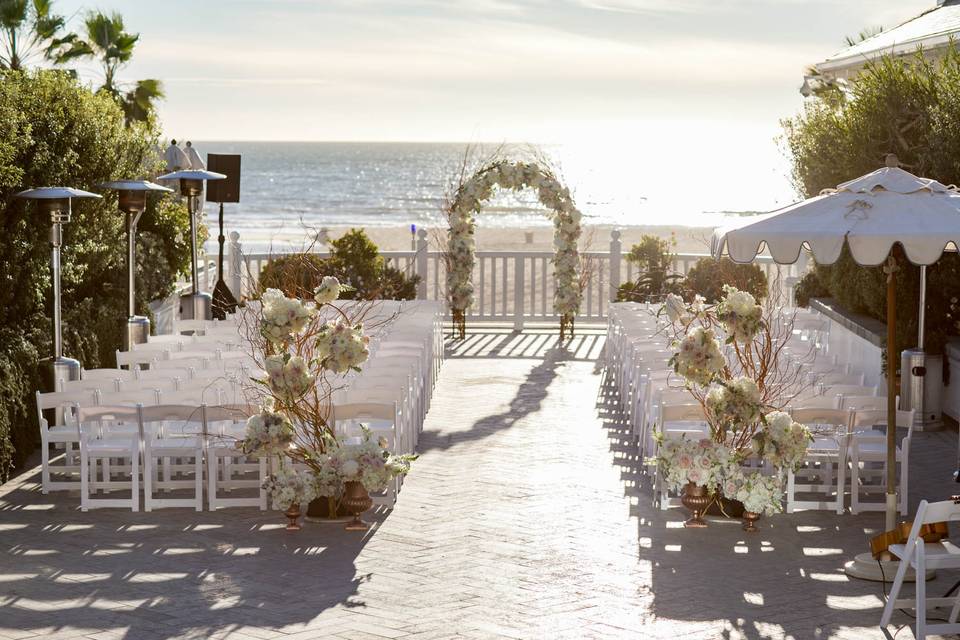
[[259, 229, 420, 301], [0, 0, 79, 70], [793, 269, 830, 308], [682, 258, 768, 304], [782, 46, 960, 359], [616, 234, 684, 302], [0, 69, 191, 479]]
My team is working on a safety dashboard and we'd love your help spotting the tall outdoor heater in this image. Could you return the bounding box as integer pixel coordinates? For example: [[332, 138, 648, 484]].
[[205, 154, 241, 319], [98, 180, 173, 349], [15, 187, 102, 386], [157, 169, 225, 321]]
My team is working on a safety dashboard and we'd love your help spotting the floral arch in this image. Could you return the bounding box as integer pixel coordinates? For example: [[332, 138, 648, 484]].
[[445, 160, 583, 339]]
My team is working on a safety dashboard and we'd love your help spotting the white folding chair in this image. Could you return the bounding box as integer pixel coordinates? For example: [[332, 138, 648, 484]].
[[786, 407, 853, 514], [849, 408, 915, 516], [881, 498, 960, 639], [655, 403, 709, 510], [76, 405, 141, 512], [35, 389, 98, 492], [141, 404, 206, 511], [205, 405, 267, 511], [839, 395, 890, 412]]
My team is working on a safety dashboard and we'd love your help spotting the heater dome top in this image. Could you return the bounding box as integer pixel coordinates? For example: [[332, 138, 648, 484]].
[[99, 180, 173, 192], [15, 187, 102, 200]]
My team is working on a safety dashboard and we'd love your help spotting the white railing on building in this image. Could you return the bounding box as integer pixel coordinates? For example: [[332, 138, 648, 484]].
[[211, 229, 806, 329]]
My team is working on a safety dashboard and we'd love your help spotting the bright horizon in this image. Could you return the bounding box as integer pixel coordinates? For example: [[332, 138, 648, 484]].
[[54, 0, 934, 213]]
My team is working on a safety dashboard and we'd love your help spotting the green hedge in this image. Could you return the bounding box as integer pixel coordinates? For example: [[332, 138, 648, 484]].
[[0, 70, 191, 480], [783, 48, 960, 361], [259, 229, 419, 301]]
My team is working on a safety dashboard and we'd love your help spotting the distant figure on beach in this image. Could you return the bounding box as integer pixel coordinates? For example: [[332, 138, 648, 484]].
[[164, 139, 189, 172], [184, 141, 205, 170]]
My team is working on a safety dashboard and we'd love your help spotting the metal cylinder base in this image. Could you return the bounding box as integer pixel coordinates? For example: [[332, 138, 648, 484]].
[[47, 356, 81, 391], [179, 292, 212, 322], [123, 316, 150, 351]]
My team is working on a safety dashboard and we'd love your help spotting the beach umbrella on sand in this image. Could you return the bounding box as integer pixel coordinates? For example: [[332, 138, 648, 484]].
[[712, 155, 960, 576]]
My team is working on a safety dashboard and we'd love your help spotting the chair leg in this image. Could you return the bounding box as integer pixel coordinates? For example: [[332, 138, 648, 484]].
[[41, 441, 50, 494], [258, 457, 267, 511], [900, 454, 909, 516], [80, 446, 89, 512], [786, 470, 796, 514], [916, 543, 927, 639], [835, 455, 846, 515], [144, 449, 153, 512], [207, 454, 218, 511], [131, 450, 139, 513], [850, 452, 860, 515], [881, 543, 913, 628], [194, 453, 203, 512]]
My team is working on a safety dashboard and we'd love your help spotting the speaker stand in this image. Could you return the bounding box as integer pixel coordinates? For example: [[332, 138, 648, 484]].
[[212, 202, 238, 320]]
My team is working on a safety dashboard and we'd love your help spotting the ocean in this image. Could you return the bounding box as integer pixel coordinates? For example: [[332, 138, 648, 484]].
[[190, 141, 785, 242]]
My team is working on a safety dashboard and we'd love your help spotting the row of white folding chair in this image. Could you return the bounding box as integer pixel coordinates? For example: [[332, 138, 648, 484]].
[[36, 385, 237, 493], [75, 403, 263, 512], [784, 405, 911, 515]]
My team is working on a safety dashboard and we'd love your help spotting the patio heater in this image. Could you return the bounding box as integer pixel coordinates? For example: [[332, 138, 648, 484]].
[[899, 265, 944, 430], [157, 169, 225, 321], [205, 154, 241, 319], [98, 180, 173, 349], [15, 187, 102, 387]]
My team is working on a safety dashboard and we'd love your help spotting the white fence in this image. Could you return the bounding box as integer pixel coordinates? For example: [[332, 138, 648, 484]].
[[205, 229, 807, 329]]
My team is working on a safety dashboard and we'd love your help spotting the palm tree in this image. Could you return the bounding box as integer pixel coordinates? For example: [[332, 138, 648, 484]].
[[0, 0, 79, 70], [63, 10, 164, 124]]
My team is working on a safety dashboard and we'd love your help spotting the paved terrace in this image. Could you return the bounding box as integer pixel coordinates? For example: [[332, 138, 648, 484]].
[[1, 328, 960, 640]]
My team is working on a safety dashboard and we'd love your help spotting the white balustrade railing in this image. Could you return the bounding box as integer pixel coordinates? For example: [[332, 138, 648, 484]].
[[214, 229, 807, 328]]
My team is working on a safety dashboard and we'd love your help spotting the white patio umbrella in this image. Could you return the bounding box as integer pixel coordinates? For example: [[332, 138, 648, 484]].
[[712, 155, 960, 535]]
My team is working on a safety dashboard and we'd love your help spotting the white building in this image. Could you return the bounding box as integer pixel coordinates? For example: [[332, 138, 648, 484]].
[[805, 0, 960, 90]]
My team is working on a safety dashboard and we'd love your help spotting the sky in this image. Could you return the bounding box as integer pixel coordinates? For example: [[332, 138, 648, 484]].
[[54, 0, 935, 213]]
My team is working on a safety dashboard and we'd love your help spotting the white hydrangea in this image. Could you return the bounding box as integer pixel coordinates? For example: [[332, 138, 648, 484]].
[[260, 288, 315, 345], [315, 321, 370, 374], [313, 276, 342, 305]]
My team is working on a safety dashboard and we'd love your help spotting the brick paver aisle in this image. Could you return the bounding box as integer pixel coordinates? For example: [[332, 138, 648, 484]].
[[2, 328, 959, 639]]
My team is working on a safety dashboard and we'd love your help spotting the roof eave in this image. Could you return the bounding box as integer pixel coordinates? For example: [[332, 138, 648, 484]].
[[816, 33, 956, 75]]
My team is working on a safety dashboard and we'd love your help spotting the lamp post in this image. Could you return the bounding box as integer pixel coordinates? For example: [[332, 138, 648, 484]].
[[15, 187, 102, 387], [98, 180, 173, 349], [156, 169, 225, 321]]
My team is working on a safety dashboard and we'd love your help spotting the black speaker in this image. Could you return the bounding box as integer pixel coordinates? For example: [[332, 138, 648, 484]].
[[206, 154, 241, 203]]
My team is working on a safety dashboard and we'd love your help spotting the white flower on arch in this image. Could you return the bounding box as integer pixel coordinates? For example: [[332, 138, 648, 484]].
[[446, 160, 583, 322]]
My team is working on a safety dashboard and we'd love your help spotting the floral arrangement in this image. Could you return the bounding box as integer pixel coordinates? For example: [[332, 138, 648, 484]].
[[723, 468, 782, 516], [655, 435, 733, 493], [654, 286, 812, 524], [262, 463, 317, 511], [315, 321, 370, 374], [751, 410, 813, 474], [335, 428, 415, 493], [241, 408, 295, 457], [671, 327, 726, 387], [716, 285, 763, 343], [705, 376, 762, 436], [445, 159, 582, 338], [238, 268, 414, 523]]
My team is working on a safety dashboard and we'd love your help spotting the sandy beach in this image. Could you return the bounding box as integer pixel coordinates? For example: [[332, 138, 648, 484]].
[[230, 224, 717, 256]]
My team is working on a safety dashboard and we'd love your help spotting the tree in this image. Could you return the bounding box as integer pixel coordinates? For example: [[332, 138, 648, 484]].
[[782, 46, 960, 361], [615, 234, 683, 302], [61, 11, 164, 124], [0, 0, 79, 70], [0, 70, 191, 479]]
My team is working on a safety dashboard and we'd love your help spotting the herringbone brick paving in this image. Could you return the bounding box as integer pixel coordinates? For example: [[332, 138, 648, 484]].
[[1, 328, 959, 639]]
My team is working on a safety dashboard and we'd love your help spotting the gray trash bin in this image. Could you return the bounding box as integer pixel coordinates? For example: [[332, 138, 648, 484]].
[[900, 348, 943, 431]]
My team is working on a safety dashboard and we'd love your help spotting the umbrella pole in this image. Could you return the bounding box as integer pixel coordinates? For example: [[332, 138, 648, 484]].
[[885, 256, 898, 531]]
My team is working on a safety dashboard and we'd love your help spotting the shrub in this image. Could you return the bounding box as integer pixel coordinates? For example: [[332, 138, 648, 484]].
[[0, 70, 191, 479], [616, 234, 684, 302], [782, 47, 960, 360], [793, 268, 830, 308], [259, 229, 419, 301], [683, 257, 768, 303]]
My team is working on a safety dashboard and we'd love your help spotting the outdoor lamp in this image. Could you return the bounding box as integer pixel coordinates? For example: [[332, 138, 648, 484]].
[[156, 169, 225, 321], [15, 187, 102, 387], [98, 180, 173, 349]]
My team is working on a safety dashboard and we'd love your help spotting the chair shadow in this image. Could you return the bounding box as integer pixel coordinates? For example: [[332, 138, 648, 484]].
[[0, 469, 375, 640]]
